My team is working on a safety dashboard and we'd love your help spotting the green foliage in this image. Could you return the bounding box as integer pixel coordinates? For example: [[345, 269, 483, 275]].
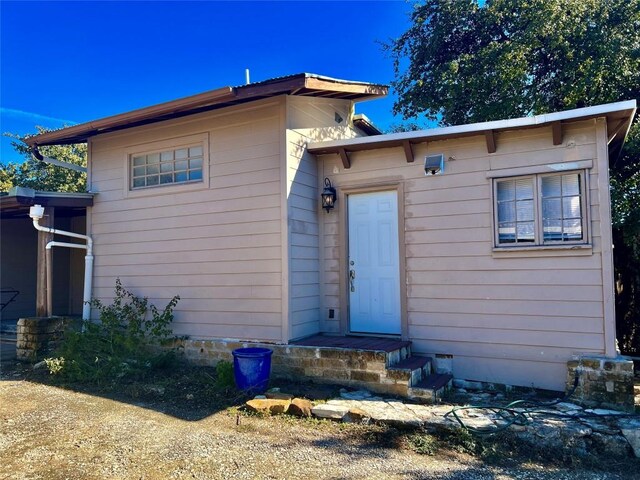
[[387, 0, 640, 125], [386, 122, 423, 134], [47, 278, 180, 384], [439, 427, 480, 454], [388, 0, 640, 354], [406, 432, 438, 455], [1, 127, 87, 192], [215, 360, 235, 390], [44, 357, 66, 375]]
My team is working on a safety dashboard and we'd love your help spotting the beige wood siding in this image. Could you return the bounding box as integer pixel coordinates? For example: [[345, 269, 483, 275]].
[[89, 99, 284, 342], [285, 96, 359, 340], [318, 120, 608, 391]]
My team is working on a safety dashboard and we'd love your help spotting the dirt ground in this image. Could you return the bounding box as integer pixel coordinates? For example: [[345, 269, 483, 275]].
[[1, 363, 638, 480]]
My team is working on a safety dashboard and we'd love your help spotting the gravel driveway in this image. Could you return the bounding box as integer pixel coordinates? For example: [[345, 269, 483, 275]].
[[0, 368, 637, 480]]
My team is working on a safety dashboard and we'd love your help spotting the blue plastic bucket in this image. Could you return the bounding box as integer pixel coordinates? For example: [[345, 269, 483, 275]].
[[232, 347, 273, 393]]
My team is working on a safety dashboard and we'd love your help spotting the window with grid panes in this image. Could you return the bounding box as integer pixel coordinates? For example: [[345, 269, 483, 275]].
[[494, 172, 585, 247], [131, 145, 203, 189]]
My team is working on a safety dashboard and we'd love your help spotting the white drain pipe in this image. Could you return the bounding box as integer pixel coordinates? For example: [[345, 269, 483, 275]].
[[29, 205, 94, 320]]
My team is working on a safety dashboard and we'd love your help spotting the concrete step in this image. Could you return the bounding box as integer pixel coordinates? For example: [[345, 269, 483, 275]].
[[384, 343, 412, 367], [386, 356, 432, 386], [407, 373, 453, 404]]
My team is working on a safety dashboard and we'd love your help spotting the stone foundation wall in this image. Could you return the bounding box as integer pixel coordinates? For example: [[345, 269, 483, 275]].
[[179, 339, 412, 396], [16, 317, 74, 361], [566, 355, 635, 412]]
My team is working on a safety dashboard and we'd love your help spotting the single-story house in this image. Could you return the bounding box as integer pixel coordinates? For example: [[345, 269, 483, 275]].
[[23, 73, 637, 403]]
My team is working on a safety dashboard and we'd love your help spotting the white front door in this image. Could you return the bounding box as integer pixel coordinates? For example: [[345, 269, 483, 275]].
[[348, 190, 401, 335]]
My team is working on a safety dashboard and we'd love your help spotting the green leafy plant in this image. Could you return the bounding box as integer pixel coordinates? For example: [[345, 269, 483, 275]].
[[215, 360, 235, 390], [406, 433, 438, 455], [48, 278, 180, 384], [2, 128, 87, 193], [44, 357, 66, 375]]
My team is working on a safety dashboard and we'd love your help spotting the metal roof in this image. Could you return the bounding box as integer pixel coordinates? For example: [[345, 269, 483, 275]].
[[0, 187, 93, 218], [25, 73, 389, 147], [308, 100, 637, 163]]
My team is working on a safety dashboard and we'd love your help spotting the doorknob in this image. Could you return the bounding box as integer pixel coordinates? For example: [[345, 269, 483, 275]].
[[349, 269, 356, 292]]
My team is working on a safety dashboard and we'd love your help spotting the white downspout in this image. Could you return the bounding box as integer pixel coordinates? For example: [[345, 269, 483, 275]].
[[29, 205, 94, 320]]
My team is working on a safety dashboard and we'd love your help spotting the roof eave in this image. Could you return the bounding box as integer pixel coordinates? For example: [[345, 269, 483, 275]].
[[24, 74, 389, 147], [0, 187, 94, 214], [308, 100, 638, 159], [24, 86, 235, 147]]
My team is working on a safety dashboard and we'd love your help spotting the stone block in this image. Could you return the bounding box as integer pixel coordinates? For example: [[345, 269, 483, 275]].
[[274, 366, 305, 378], [386, 369, 411, 381], [311, 404, 349, 420], [265, 392, 294, 400], [304, 367, 324, 378], [320, 349, 346, 359], [16, 349, 35, 361], [321, 369, 349, 381], [567, 360, 579, 369], [616, 361, 634, 373], [245, 399, 291, 415], [364, 361, 387, 372], [287, 398, 312, 417], [566, 356, 635, 412], [581, 358, 602, 369], [381, 383, 410, 397], [319, 358, 345, 369], [434, 354, 453, 375], [350, 370, 380, 383], [344, 357, 369, 370], [387, 350, 400, 365], [620, 428, 640, 458], [293, 347, 321, 359], [343, 408, 370, 423]]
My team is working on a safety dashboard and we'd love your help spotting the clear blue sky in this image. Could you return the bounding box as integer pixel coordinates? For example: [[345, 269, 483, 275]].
[[1, 1, 417, 164]]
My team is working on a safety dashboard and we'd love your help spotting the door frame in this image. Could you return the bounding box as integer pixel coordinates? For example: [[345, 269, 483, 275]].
[[337, 181, 408, 339]]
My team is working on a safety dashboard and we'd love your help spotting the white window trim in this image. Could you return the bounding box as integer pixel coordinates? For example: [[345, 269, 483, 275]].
[[492, 170, 590, 250], [486, 159, 593, 178], [123, 133, 210, 198]]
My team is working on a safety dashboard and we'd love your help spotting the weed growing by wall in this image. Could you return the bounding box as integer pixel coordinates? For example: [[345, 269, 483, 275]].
[[46, 278, 180, 384]]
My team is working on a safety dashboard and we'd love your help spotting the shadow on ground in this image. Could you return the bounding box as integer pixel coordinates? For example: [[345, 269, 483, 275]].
[[0, 349, 342, 422]]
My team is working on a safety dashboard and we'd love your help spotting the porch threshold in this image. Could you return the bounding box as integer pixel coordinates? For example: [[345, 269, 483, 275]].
[[290, 334, 410, 353]]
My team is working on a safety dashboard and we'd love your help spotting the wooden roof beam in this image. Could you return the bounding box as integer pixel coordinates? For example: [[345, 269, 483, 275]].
[[338, 148, 351, 169], [552, 121, 563, 145], [608, 117, 629, 143], [402, 141, 414, 163], [485, 130, 497, 153], [304, 77, 388, 97]]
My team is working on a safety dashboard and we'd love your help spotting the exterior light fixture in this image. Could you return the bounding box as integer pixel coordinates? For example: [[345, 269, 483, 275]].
[[424, 154, 444, 176], [321, 177, 337, 213]]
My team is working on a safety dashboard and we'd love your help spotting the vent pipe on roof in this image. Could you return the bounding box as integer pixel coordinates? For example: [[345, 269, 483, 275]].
[[245, 69, 250, 85]]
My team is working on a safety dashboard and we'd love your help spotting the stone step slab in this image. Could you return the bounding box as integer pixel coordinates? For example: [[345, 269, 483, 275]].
[[386, 356, 432, 385], [618, 418, 640, 458], [311, 403, 350, 420], [408, 373, 453, 403]]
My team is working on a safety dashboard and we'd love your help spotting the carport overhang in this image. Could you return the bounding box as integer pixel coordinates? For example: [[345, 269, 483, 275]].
[[1, 187, 94, 318], [0, 187, 93, 219]]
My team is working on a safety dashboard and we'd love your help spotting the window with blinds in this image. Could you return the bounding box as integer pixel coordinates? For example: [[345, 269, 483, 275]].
[[494, 172, 585, 247]]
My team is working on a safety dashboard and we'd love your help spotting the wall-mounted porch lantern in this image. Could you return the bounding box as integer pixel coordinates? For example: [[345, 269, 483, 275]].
[[321, 177, 337, 213]]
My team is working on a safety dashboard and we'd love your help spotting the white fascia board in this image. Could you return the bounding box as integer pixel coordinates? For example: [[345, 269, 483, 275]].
[[308, 100, 637, 151]]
